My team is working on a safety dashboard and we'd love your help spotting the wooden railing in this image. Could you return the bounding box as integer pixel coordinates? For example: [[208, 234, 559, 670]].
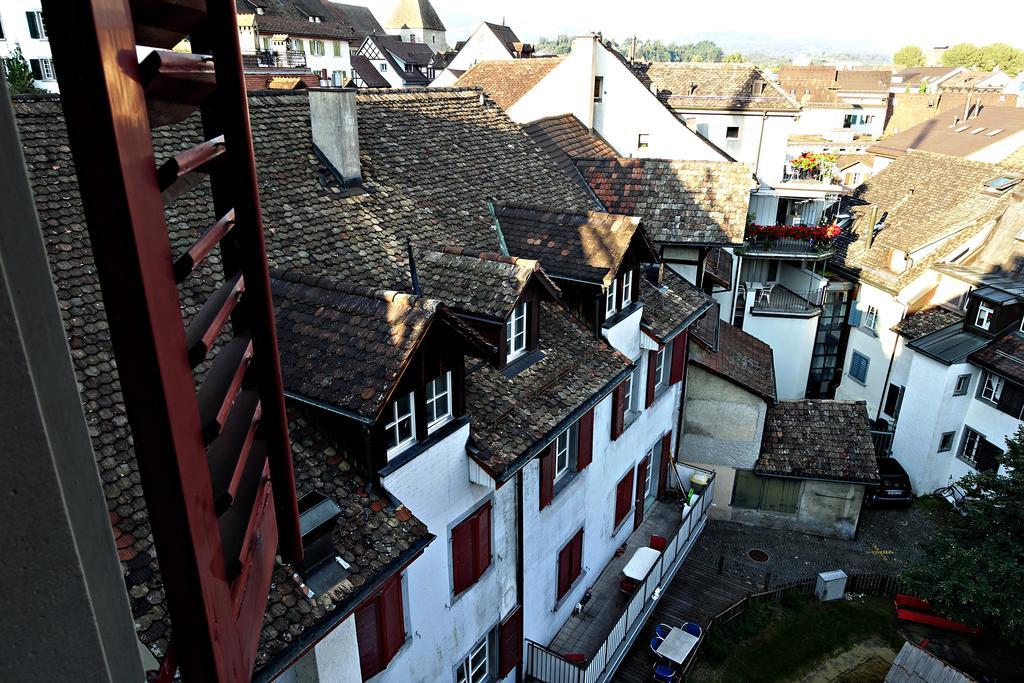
[[525, 469, 716, 683]]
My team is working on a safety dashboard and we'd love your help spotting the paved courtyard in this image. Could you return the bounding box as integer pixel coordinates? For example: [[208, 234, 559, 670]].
[[688, 504, 940, 587]]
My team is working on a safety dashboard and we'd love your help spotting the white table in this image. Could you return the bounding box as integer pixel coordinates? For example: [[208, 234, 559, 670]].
[[657, 627, 699, 665], [622, 546, 660, 581]]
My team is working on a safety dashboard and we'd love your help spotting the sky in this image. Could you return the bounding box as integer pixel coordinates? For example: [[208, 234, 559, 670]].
[[359, 0, 1024, 55]]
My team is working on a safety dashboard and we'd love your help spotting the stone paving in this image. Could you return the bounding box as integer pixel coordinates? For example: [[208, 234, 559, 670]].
[[687, 504, 940, 587]]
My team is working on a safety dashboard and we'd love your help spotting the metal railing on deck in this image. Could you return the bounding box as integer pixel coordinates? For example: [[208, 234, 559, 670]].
[[870, 429, 894, 458], [749, 285, 824, 314], [525, 469, 716, 683], [240, 49, 307, 69]]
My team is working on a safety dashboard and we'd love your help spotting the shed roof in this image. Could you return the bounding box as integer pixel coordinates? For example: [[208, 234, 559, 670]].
[[523, 113, 617, 176], [634, 62, 799, 112], [691, 319, 777, 403], [454, 57, 565, 110], [640, 267, 716, 344], [885, 642, 975, 683], [869, 106, 1024, 161], [969, 330, 1024, 385]]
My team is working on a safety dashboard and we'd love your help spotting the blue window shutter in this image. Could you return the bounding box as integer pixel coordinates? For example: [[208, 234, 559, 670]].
[[848, 305, 862, 327], [851, 352, 869, 382]]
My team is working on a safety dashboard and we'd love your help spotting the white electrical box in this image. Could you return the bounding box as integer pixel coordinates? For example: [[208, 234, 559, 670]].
[[815, 569, 847, 602]]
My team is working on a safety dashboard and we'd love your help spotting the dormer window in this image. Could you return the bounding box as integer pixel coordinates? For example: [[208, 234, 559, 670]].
[[385, 391, 416, 457], [605, 279, 618, 317], [426, 371, 453, 432], [507, 301, 528, 361], [976, 302, 994, 330], [621, 269, 633, 307]]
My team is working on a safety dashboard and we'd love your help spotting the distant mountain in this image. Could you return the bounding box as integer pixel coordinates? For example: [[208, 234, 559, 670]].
[[671, 31, 890, 62]]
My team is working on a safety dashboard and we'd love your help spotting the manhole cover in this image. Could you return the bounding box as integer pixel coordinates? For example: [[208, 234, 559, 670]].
[[747, 549, 769, 563]]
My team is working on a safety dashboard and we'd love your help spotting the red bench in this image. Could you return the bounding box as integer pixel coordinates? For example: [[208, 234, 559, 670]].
[[896, 608, 980, 634], [894, 594, 931, 611]]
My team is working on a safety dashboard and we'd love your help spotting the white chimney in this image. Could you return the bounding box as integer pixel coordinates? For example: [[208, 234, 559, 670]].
[[308, 89, 362, 186]]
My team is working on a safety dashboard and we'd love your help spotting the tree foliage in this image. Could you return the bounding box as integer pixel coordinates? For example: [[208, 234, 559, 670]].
[[724, 52, 744, 63], [534, 34, 724, 63], [893, 45, 924, 67], [902, 425, 1024, 646], [3, 44, 43, 95], [941, 42, 1024, 75]]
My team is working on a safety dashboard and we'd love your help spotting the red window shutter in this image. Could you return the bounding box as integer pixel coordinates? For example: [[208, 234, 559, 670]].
[[451, 517, 475, 595], [670, 332, 688, 384], [498, 605, 524, 677], [611, 382, 625, 440], [645, 349, 658, 407], [658, 432, 672, 498], [578, 408, 594, 470], [539, 445, 555, 510], [355, 602, 381, 679], [569, 530, 583, 586], [635, 458, 649, 507], [379, 577, 406, 661], [474, 503, 491, 579], [557, 541, 572, 598], [614, 470, 633, 527]]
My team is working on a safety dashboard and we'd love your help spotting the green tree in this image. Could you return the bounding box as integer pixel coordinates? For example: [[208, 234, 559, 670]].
[[942, 42, 982, 68], [978, 43, 1024, 75], [3, 44, 43, 95], [903, 425, 1024, 645], [724, 52, 744, 63], [893, 45, 925, 67]]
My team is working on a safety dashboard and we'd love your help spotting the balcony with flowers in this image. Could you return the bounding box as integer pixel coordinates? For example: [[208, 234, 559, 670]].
[[739, 222, 843, 259], [783, 151, 840, 185]]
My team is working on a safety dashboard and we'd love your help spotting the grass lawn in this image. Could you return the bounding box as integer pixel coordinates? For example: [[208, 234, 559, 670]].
[[691, 594, 904, 683]]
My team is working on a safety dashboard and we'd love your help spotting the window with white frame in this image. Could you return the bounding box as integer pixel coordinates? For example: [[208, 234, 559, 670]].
[[960, 427, 983, 466], [975, 302, 994, 330], [309, 39, 325, 56], [654, 346, 667, 389], [38, 58, 55, 80], [425, 371, 452, 431], [980, 372, 1004, 403], [605, 279, 617, 317], [554, 424, 577, 483], [863, 305, 879, 333], [506, 301, 528, 361], [455, 635, 490, 683], [385, 391, 416, 456], [622, 369, 635, 415], [621, 269, 633, 307], [641, 449, 654, 498]]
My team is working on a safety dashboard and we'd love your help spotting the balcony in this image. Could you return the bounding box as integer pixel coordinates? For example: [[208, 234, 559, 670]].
[[241, 50, 307, 69], [748, 283, 823, 317], [738, 224, 840, 260], [525, 467, 715, 683]]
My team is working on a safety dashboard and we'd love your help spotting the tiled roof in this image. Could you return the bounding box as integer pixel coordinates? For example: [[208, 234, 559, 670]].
[[483, 21, 521, 55], [640, 267, 715, 343], [757, 400, 880, 484], [523, 114, 617, 177], [454, 58, 566, 110], [691, 300, 721, 352], [494, 202, 649, 284], [869, 106, 1024, 160], [575, 157, 752, 245], [835, 69, 892, 92], [256, 14, 357, 40], [332, 2, 385, 40], [375, 34, 434, 66], [237, 0, 364, 40], [385, 0, 446, 31], [633, 62, 799, 112], [892, 307, 964, 340], [832, 150, 1016, 292], [836, 153, 875, 170], [969, 330, 1024, 385], [352, 54, 391, 87], [15, 86, 593, 671], [779, 78, 846, 108], [778, 65, 839, 82], [258, 404, 432, 674], [272, 272, 441, 419], [691, 319, 777, 402], [892, 66, 960, 86], [413, 244, 555, 319], [940, 71, 994, 90], [703, 246, 734, 287], [466, 303, 630, 479]]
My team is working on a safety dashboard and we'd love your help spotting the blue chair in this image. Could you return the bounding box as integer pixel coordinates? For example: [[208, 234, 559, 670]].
[[649, 636, 664, 655], [682, 622, 702, 638], [653, 662, 678, 682], [655, 623, 671, 638]]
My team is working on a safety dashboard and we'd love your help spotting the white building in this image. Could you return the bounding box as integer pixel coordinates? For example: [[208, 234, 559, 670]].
[[456, 36, 732, 162], [352, 34, 435, 87], [384, 0, 448, 52], [0, 1, 57, 92], [431, 21, 530, 88]]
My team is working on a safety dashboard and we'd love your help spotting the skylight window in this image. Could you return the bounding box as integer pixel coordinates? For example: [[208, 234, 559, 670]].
[[985, 128, 1005, 137], [968, 127, 986, 135], [985, 175, 1022, 193], [954, 125, 970, 132]]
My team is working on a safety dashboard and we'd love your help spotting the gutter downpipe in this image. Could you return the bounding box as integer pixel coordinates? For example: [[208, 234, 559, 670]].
[[753, 110, 768, 179], [875, 297, 909, 422], [515, 469, 525, 683]]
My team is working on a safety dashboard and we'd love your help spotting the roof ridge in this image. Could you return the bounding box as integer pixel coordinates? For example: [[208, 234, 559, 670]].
[[414, 242, 539, 269], [493, 199, 631, 222], [271, 268, 440, 311]]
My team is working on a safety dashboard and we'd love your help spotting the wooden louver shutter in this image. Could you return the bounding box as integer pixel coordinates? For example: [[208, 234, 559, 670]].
[[498, 605, 524, 677], [615, 470, 634, 527], [380, 577, 406, 660], [539, 445, 555, 510], [569, 530, 583, 586], [997, 380, 1024, 419], [577, 408, 594, 470], [26, 11, 39, 39], [645, 349, 658, 407], [474, 503, 491, 578], [669, 331, 688, 384], [29, 59, 42, 81], [557, 540, 572, 598], [355, 601, 381, 678], [451, 517, 475, 595], [658, 432, 672, 498], [611, 381, 626, 440]]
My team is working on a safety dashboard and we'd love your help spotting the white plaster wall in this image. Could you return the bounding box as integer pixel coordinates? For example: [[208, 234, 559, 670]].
[[681, 365, 766, 470], [602, 304, 644, 358], [931, 274, 974, 310], [388, 27, 448, 52], [792, 107, 844, 136], [0, 1, 57, 92], [672, 111, 793, 181], [522, 369, 684, 647], [445, 25, 512, 74], [379, 422, 517, 683], [836, 283, 907, 416], [507, 39, 727, 161], [963, 395, 1022, 467], [742, 308, 817, 399], [309, 614, 362, 683], [305, 41, 354, 81]]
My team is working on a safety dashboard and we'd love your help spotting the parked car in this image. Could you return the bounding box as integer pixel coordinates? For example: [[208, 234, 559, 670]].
[[864, 457, 914, 508]]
